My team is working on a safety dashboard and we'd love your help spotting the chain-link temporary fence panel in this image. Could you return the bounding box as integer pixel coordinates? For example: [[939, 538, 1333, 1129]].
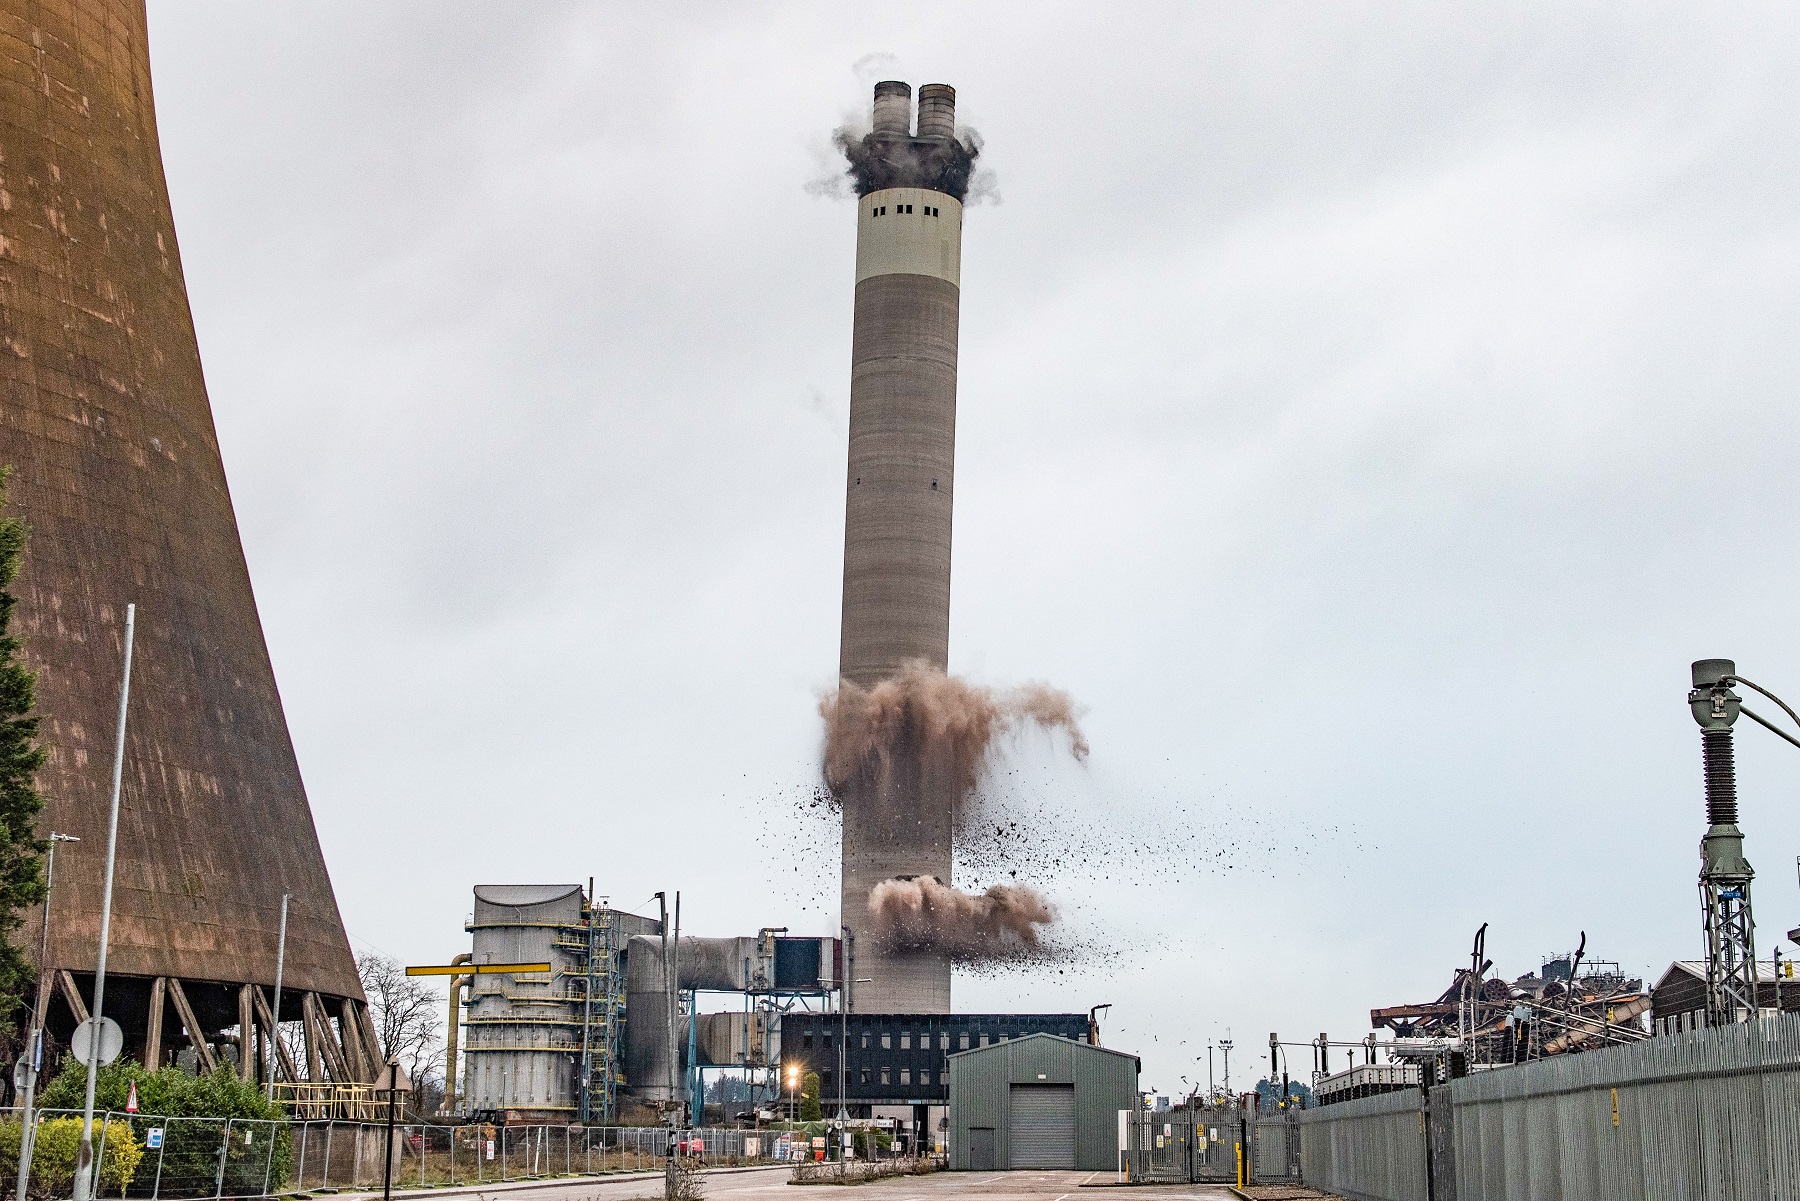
[[10, 1111, 784, 1199]]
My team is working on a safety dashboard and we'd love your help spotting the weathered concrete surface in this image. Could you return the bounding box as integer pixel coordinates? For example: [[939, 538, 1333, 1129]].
[[0, 0, 361, 1037], [837, 172, 962, 1014]]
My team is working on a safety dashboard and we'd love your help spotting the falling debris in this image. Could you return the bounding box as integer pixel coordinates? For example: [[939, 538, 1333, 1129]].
[[820, 661, 1087, 821], [818, 663, 1085, 964], [868, 875, 1054, 960]]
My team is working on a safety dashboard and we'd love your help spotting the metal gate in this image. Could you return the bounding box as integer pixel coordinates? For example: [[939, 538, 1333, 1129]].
[[1008, 1085, 1075, 1169], [1252, 1113, 1301, 1183], [1127, 1104, 1241, 1183]]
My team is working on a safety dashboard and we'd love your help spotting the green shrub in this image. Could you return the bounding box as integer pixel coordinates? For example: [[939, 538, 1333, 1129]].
[[0, 1117, 142, 1198], [37, 1059, 285, 1121]]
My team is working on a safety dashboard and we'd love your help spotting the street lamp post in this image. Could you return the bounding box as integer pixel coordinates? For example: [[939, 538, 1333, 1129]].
[[838, 928, 850, 1124], [17, 832, 80, 1201], [74, 602, 135, 1201], [1219, 1039, 1233, 1099]]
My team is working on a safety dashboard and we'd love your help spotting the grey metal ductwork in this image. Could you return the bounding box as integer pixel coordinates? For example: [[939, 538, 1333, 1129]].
[[623, 935, 759, 1102]]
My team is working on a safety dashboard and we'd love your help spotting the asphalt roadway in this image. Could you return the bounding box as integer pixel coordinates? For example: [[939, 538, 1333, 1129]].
[[341, 1165, 1240, 1201]]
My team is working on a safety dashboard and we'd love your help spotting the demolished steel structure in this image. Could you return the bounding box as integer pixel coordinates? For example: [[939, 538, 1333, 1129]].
[[1370, 928, 1650, 1066]]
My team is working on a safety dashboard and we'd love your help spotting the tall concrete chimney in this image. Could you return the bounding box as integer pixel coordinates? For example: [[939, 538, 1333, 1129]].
[[837, 83, 967, 1014]]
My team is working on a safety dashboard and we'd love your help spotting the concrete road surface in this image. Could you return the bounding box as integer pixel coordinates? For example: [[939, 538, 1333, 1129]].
[[374, 1166, 1239, 1201]]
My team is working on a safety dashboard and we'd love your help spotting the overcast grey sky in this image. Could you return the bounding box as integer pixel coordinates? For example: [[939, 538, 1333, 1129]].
[[145, 2, 1800, 1093]]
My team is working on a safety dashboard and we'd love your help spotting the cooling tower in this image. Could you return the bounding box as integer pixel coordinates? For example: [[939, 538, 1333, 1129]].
[[837, 83, 968, 1013], [0, 0, 372, 1080]]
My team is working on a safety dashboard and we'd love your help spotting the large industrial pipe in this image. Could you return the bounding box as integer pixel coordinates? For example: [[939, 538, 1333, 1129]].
[[442, 954, 470, 1115]]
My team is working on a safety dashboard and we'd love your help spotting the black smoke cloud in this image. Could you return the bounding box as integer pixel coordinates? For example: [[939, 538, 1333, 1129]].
[[832, 126, 983, 200]]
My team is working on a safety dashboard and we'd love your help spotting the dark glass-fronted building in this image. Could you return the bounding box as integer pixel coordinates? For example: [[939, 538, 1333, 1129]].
[[780, 1013, 1089, 1108]]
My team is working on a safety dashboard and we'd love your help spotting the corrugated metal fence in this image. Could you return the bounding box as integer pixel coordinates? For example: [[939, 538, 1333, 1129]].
[[1298, 1089, 1428, 1201], [1296, 1012, 1800, 1201]]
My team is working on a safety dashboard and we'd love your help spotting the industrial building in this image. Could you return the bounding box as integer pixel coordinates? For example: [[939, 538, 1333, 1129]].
[[779, 1012, 1088, 1110], [835, 81, 974, 1015], [947, 1033, 1139, 1171], [459, 886, 660, 1122], [0, 0, 368, 1085], [452, 886, 840, 1122], [1649, 960, 1800, 1034]]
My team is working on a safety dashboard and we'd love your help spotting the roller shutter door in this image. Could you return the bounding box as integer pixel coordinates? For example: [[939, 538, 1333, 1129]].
[[1008, 1084, 1075, 1168]]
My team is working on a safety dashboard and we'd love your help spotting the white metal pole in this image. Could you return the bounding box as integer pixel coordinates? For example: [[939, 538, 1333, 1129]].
[[18, 833, 76, 1201], [267, 893, 289, 1100], [74, 602, 135, 1201]]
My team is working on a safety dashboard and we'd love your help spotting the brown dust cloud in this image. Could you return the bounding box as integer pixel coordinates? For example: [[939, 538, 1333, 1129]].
[[819, 663, 1087, 963]]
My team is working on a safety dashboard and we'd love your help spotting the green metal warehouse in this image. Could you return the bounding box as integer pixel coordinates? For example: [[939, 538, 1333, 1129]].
[[947, 1033, 1140, 1171]]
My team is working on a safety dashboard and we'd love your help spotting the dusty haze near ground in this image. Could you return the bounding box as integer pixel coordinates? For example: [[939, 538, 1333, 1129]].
[[141, 3, 1800, 1096]]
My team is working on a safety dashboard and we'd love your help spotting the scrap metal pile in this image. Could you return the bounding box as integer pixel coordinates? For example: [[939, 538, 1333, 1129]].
[[1369, 926, 1651, 1066]]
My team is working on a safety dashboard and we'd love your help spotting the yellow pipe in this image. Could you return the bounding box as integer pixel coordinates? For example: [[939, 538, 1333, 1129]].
[[443, 954, 471, 1115], [407, 961, 550, 976]]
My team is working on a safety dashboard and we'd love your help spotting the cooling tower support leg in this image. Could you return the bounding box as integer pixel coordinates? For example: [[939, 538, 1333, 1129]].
[[57, 971, 88, 1023], [251, 987, 299, 1081], [31, 976, 52, 1032], [304, 992, 351, 1082], [303, 999, 325, 1082], [144, 978, 166, 1070], [239, 986, 257, 1082], [358, 1003, 385, 1078], [250, 993, 298, 1087], [166, 978, 217, 1074]]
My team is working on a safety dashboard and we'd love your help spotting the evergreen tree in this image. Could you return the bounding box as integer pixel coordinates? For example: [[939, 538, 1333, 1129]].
[[800, 1071, 823, 1122], [0, 470, 45, 1036]]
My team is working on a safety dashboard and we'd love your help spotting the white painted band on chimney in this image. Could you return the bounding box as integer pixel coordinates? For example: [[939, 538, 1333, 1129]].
[[855, 188, 963, 287]]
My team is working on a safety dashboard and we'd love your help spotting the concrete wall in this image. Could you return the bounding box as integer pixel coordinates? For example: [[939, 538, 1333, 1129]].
[[948, 1035, 1138, 1172]]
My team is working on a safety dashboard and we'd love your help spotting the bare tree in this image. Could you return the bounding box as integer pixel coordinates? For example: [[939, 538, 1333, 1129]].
[[357, 951, 444, 1095]]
